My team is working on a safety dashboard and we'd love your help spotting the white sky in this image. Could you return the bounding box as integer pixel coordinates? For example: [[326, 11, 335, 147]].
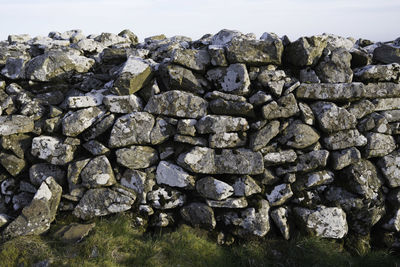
[[0, 0, 399, 42]]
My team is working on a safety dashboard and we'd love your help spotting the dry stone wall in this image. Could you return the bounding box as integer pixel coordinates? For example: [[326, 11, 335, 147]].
[[1, 29, 400, 249]]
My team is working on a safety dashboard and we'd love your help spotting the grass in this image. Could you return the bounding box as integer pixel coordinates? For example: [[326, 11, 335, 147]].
[[0, 212, 399, 267]]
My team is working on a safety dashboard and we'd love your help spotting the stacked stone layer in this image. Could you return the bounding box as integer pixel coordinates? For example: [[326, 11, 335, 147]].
[[1, 29, 400, 248]]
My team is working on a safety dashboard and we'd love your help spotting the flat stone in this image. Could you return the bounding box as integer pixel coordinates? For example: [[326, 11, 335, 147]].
[[0, 115, 34, 136], [354, 64, 400, 83], [174, 134, 207, 146], [331, 147, 361, 170], [209, 132, 246, 148], [249, 120, 280, 151], [302, 170, 334, 188], [180, 203, 216, 230], [276, 150, 329, 176], [62, 107, 105, 137], [156, 161, 195, 189], [278, 121, 320, 149], [347, 100, 375, 119], [116, 146, 158, 169], [206, 197, 248, 208], [285, 36, 327, 67], [266, 184, 293, 206], [364, 133, 396, 158], [296, 83, 364, 101], [80, 155, 116, 188], [30, 163, 66, 187], [380, 110, 400, 122], [378, 150, 400, 188], [196, 176, 234, 200], [103, 94, 143, 113], [263, 150, 297, 166], [206, 63, 251, 95], [83, 140, 110, 156], [262, 93, 299, 119], [323, 129, 367, 150], [82, 114, 115, 141], [373, 98, 400, 111], [311, 101, 357, 133], [364, 83, 400, 98], [171, 49, 210, 72], [209, 98, 254, 117], [196, 115, 248, 134], [31, 136, 75, 165], [53, 223, 96, 243], [233, 175, 261, 197], [67, 95, 103, 109], [144, 90, 208, 119]]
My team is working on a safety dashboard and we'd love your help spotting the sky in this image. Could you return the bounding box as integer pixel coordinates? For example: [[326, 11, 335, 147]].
[[0, 0, 399, 42]]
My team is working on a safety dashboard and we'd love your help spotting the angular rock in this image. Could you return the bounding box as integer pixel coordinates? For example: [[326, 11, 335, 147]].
[[156, 161, 195, 189], [3, 177, 62, 239], [109, 112, 154, 148], [0, 115, 34, 136], [347, 100, 375, 120], [302, 170, 334, 189], [323, 129, 367, 150], [206, 63, 251, 95], [180, 203, 216, 230], [271, 207, 291, 240], [299, 102, 315, 125], [278, 121, 320, 149], [144, 90, 208, 119], [263, 150, 297, 166], [249, 91, 273, 106], [257, 69, 286, 96], [209, 98, 254, 117], [103, 94, 143, 113], [315, 48, 353, 83], [196, 177, 234, 200], [171, 49, 210, 72], [331, 147, 361, 170], [262, 93, 299, 119], [0, 152, 25, 177], [232, 175, 261, 197], [53, 222, 96, 243], [62, 107, 105, 137], [311, 101, 357, 133], [150, 117, 176, 145], [209, 132, 246, 148], [82, 114, 115, 141], [249, 120, 280, 151], [208, 45, 228, 66], [177, 119, 197, 136], [81, 155, 116, 188], [120, 169, 154, 204], [147, 187, 185, 210], [30, 163, 66, 187], [206, 197, 248, 208], [378, 150, 400, 188], [373, 98, 400, 111], [174, 134, 207, 146], [296, 83, 364, 101], [364, 83, 400, 98], [0, 133, 31, 159], [373, 44, 400, 64], [31, 136, 75, 165], [73, 187, 136, 220], [116, 146, 158, 169], [364, 133, 396, 158], [358, 113, 391, 134], [354, 64, 400, 83], [83, 140, 110, 156], [382, 208, 400, 232], [67, 95, 103, 109], [276, 150, 329, 175], [266, 184, 293, 206], [285, 36, 327, 67]]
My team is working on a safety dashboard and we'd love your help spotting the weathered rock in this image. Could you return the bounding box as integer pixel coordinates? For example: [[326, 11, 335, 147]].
[[196, 115, 248, 134], [109, 112, 154, 148], [116, 146, 158, 169], [156, 161, 195, 189], [206, 197, 248, 208], [266, 184, 293, 206], [300, 170, 334, 189], [177, 119, 197, 136], [294, 206, 348, 239], [121, 169, 154, 204], [373, 98, 400, 111], [53, 222, 96, 243], [373, 44, 400, 64], [112, 56, 153, 95], [323, 129, 367, 150], [354, 64, 400, 83], [271, 207, 291, 240], [347, 100, 375, 119], [196, 177, 234, 200], [209, 98, 254, 117], [82, 114, 115, 141], [263, 150, 297, 166], [378, 150, 400, 188], [233, 175, 261, 197], [180, 203, 216, 230], [364, 133, 396, 158], [62, 107, 105, 137], [144, 90, 208, 119], [208, 45, 228, 66], [209, 132, 246, 148], [358, 113, 391, 134], [296, 83, 364, 101], [262, 93, 299, 119], [278, 121, 320, 149], [31, 136, 75, 165], [315, 48, 353, 83], [299, 102, 315, 125], [364, 83, 400, 98], [0, 133, 31, 159], [30, 163, 66, 187], [299, 68, 321, 83], [73, 187, 136, 220], [276, 150, 329, 175], [83, 140, 110, 156], [103, 94, 143, 113], [249, 120, 280, 151], [3, 177, 62, 239], [0, 115, 34, 136], [171, 49, 210, 72], [206, 64, 251, 95], [381, 208, 400, 232], [257, 69, 286, 96], [174, 134, 207, 146], [0, 152, 25, 176], [80, 155, 116, 188], [311, 101, 357, 133], [150, 117, 176, 145], [1, 57, 28, 80], [147, 187, 185, 210], [331, 147, 361, 170], [285, 36, 327, 67], [249, 91, 273, 106], [67, 95, 103, 109]]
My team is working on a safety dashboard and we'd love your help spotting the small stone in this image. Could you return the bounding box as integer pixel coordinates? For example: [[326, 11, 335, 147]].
[[150, 117, 176, 145], [180, 203, 216, 230], [323, 129, 367, 150], [249, 120, 280, 151], [276, 150, 329, 176], [116, 146, 158, 169], [80, 156, 116, 188], [233, 175, 261, 197], [67, 95, 103, 109], [196, 115, 248, 134], [257, 69, 286, 96], [0, 152, 26, 176], [378, 150, 400, 188], [266, 184, 293, 206], [209, 132, 246, 148], [147, 187, 185, 210], [331, 147, 362, 170], [208, 45, 228, 66], [206, 197, 248, 208], [62, 107, 105, 137], [299, 68, 320, 83], [364, 133, 396, 158], [82, 114, 115, 141], [121, 169, 154, 204], [347, 100, 375, 119], [103, 94, 143, 113], [299, 102, 315, 125], [0, 115, 34, 136], [358, 113, 391, 134], [196, 177, 234, 200], [285, 36, 327, 66], [271, 207, 290, 240], [30, 163, 66, 187], [174, 134, 208, 146], [262, 93, 299, 120], [311, 101, 357, 133], [53, 223, 96, 243], [31, 136, 75, 165], [302, 170, 334, 188], [249, 91, 273, 106], [263, 150, 297, 166], [177, 119, 197, 136], [206, 63, 250, 95], [209, 98, 255, 117], [156, 161, 195, 189], [278, 121, 320, 149], [83, 140, 110, 156]]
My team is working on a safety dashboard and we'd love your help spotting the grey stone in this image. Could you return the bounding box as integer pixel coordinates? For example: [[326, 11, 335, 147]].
[[147, 187, 186, 210], [0, 152, 26, 177], [177, 119, 197, 136], [73, 187, 136, 220], [1, 57, 28, 80], [266, 184, 293, 206], [144, 90, 208, 119], [263, 150, 297, 166], [150, 117, 176, 145], [196, 115, 248, 134], [109, 112, 154, 148], [0, 133, 30, 159], [373, 44, 400, 64], [299, 102, 315, 125], [315, 48, 353, 83], [276, 150, 329, 176], [209, 132, 246, 148], [171, 49, 210, 72], [257, 69, 286, 96], [209, 98, 254, 117], [174, 134, 207, 146], [116, 146, 158, 169], [364, 83, 400, 98], [294, 206, 348, 239], [29, 163, 66, 187], [82, 114, 115, 141], [285, 36, 327, 67], [3, 177, 62, 239], [364, 133, 396, 158], [233, 175, 261, 197], [311, 101, 357, 133], [299, 68, 321, 83], [67, 95, 103, 109], [382, 208, 400, 232], [347, 100, 375, 119], [249, 91, 273, 106], [83, 140, 110, 156], [121, 169, 155, 204], [296, 83, 364, 101], [301, 170, 334, 189], [354, 64, 400, 83], [323, 129, 367, 150], [381, 110, 400, 122], [279, 121, 320, 149], [358, 113, 391, 134], [156, 161, 195, 189], [206, 197, 248, 208], [80, 155, 116, 188], [331, 147, 362, 170], [103, 94, 143, 113], [249, 120, 280, 151], [31, 136, 75, 165], [378, 150, 400, 188], [196, 177, 234, 200], [180, 202, 216, 230], [271, 207, 291, 240], [0, 115, 34, 136], [262, 93, 299, 120], [208, 45, 228, 66], [373, 98, 400, 111], [62, 107, 105, 137], [206, 63, 250, 95]]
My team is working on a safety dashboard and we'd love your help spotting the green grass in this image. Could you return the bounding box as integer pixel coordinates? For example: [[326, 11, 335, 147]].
[[0, 212, 399, 267]]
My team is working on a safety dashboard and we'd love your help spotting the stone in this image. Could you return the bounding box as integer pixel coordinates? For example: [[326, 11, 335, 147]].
[[299, 102, 315, 125], [1, 57, 28, 80], [331, 147, 362, 170], [53, 222, 96, 243], [112, 56, 153, 95], [196, 177, 234, 200], [381, 110, 400, 123], [24, 51, 95, 82], [354, 64, 400, 83], [373, 98, 400, 111], [0, 115, 34, 136], [263, 150, 297, 166], [29, 163, 66, 187], [3, 177, 62, 239], [147, 187, 185, 210], [233, 175, 261, 197], [150, 117, 176, 145], [67, 95, 103, 109], [378, 150, 400, 188], [315, 48, 353, 83], [249, 91, 273, 106], [208, 45, 228, 66], [121, 169, 154, 204], [209, 98, 254, 117], [343, 159, 382, 200], [31, 136, 75, 165], [249, 120, 280, 151], [209, 132, 246, 148], [381, 208, 400, 232], [301, 170, 334, 189], [83, 140, 110, 156], [276, 150, 329, 176], [116, 146, 158, 169], [0, 152, 26, 177], [358, 113, 391, 134], [373, 44, 400, 64], [311, 101, 356, 133], [257, 69, 286, 96], [262, 93, 299, 120], [144, 90, 208, 119], [278, 121, 320, 149], [294, 206, 348, 239], [347, 100, 375, 119], [206, 64, 251, 95], [285, 36, 327, 67], [271, 207, 291, 240], [266, 184, 293, 206], [80, 156, 116, 188], [296, 83, 364, 101], [364, 133, 396, 158], [323, 129, 367, 150], [206, 197, 248, 208], [108, 112, 154, 148], [196, 115, 248, 136], [156, 161, 195, 189], [62, 107, 105, 137], [82, 114, 115, 141], [225, 35, 283, 66], [364, 83, 400, 98], [180, 203, 216, 230], [103, 94, 143, 113], [177, 119, 197, 136], [73, 187, 136, 220], [171, 49, 210, 72], [299, 68, 320, 83], [174, 134, 207, 146]]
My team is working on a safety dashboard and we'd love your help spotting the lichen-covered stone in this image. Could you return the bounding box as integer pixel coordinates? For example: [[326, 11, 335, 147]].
[[209, 132, 246, 148], [171, 49, 210, 72], [206, 63, 251, 95], [323, 129, 367, 150], [271, 207, 291, 240], [147, 187, 185, 210], [196, 115, 249, 134], [103, 94, 143, 113], [296, 83, 364, 101], [249, 120, 280, 151], [233, 175, 261, 197], [180, 202, 216, 230], [262, 93, 299, 119], [263, 150, 297, 166], [364, 133, 396, 158], [31, 136, 75, 165], [276, 150, 329, 175], [373, 44, 400, 64], [0, 152, 26, 177], [196, 177, 234, 200], [156, 161, 195, 189], [266, 184, 293, 206], [206, 197, 248, 208], [378, 150, 400, 188], [354, 64, 400, 83], [116, 146, 158, 169], [331, 147, 361, 170], [80, 155, 116, 188], [315, 48, 353, 83], [311, 101, 356, 133], [30, 163, 66, 187], [278, 121, 320, 149], [62, 107, 105, 137], [285, 36, 327, 67], [0, 115, 34, 136]]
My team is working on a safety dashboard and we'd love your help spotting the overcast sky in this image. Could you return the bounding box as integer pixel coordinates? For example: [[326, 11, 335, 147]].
[[1, 0, 399, 42]]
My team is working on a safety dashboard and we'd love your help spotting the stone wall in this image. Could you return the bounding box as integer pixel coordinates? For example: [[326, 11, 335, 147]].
[[1, 29, 400, 249]]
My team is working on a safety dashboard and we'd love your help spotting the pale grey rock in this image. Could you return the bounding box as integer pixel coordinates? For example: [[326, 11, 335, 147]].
[[3, 177, 62, 239], [378, 150, 400, 188], [73, 187, 136, 220], [8, 34, 31, 43], [83, 140, 110, 156], [271, 207, 291, 240], [83, 114, 115, 141], [358, 113, 391, 134], [150, 117, 176, 145], [373, 98, 400, 111], [347, 100, 375, 119], [196, 177, 234, 200], [278, 121, 320, 149], [116, 146, 158, 169], [121, 169, 154, 204], [31, 136, 75, 165], [354, 63, 400, 83], [249, 91, 273, 106], [364, 133, 396, 158], [109, 112, 154, 148], [381, 110, 400, 123], [262, 93, 299, 120], [29, 163, 66, 187], [209, 132, 246, 148], [257, 69, 286, 96], [67, 95, 103, 109], [206, 197, 248, 208], [263, 150, 297, 166], [209, 98, 255, 117], [74, 38, 105, 53], [80, 155, 116, 188], [210, 29, 243, 46], [156, 161, 195, 189], [311, 101, 357, 133], [323, 129, 367, 150], [299, 68, 320, 83], [285, 36, 327, 66], [266, 184, 293, 206], [147, 187, 186, 210], [302, 170, 334, 188], [299, 102, 315, 125], [94, 32, 130, 46], [208, 45, 228, 66], [0, 115, 34, 136], [103, 94, 143, 113], [331, 147, 361, 170], [196, 115, 248, 134], [233, 175, 261, 197], [276, 150, 329, 176], [324, 34, 355, 51], [204, 90, 247, 102], [315, 48, 353, 83], [249, 120, 280, 151], [296, 83, 364, 101], [364, 83, 400, 98], [206, 63, 251, 95], [294, 206, 348, 239], [1, 57, 28, 80], [62, 107, 105, 137], [177, 119, 197, 136], [144, 90, 208, 119], [180, 202, 216, 230], [171, 49, 210, 72]]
